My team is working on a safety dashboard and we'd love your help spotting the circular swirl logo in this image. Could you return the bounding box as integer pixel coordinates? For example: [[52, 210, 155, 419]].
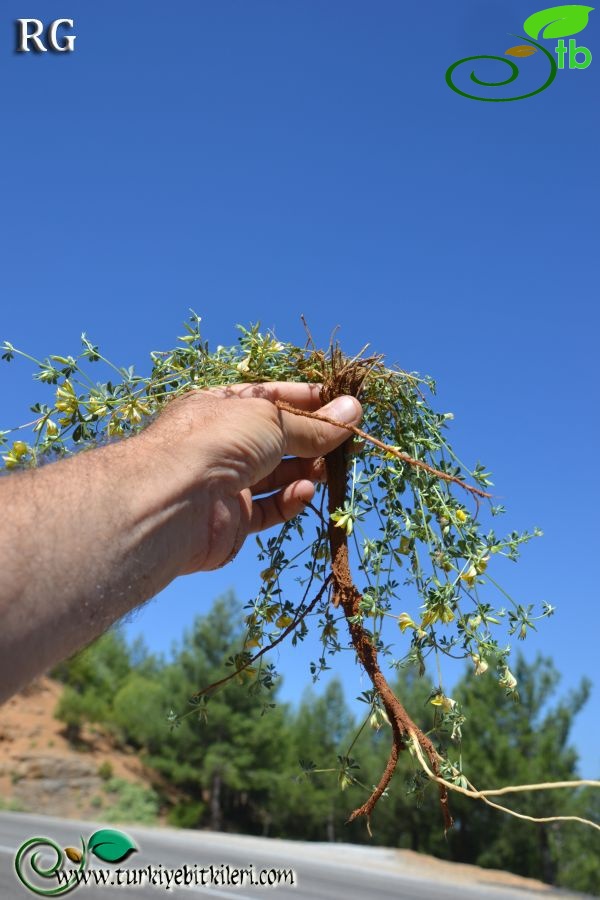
[[14, 828, 137, 896], [446, 36, 557, 102], [14, 837, 86, 897], [446, 5, 594, 102]]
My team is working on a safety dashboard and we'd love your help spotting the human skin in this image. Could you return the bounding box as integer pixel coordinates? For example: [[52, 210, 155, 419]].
[[0, 383, 362, 703]]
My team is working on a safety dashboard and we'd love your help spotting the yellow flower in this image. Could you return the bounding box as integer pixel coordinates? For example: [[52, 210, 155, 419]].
[[421, 609, 438, 628], [499, 666, 518, 692], [421, 605, 454, 628], [2, 440, 30, 469], [107, 416, 123, 437], [461, 564, 478, 588], [262, 604, 281, 623], [475, 556, 490, 574], [45, 419, 59, 439], [87, 396, 108, 417], [338, 771, 353, 791], [120, 399, 150, 425], [384, 445, 403, 461], [262, 603, 282, 622], [55, 380, 78, 415], [398, 536, 411, 555], [369, 708, 391, 731], [431, 694, 455, 712], [455, 508, 468, 524], [471, 654, 489, 676], [260, 566, 277, 583], [244, 637, 261, 649], [398, 612, 416, 633], [330, 510, 354, 536]]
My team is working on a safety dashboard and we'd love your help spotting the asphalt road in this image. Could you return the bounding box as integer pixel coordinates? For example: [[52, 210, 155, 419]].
[[0, 812, 587, 900]]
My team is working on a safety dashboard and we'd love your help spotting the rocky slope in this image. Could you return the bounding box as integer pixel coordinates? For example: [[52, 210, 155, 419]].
[[0, 678, 163, 819]]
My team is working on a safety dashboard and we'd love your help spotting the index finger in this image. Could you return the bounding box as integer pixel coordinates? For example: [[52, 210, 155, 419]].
[[206, 381, 324, 410]]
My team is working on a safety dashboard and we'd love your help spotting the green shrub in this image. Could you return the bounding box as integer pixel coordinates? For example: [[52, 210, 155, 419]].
[[97, 760, 113, 781], [167, 801, 206, 829], [0, 797, 25, 812], [102, 777, 160, 825]]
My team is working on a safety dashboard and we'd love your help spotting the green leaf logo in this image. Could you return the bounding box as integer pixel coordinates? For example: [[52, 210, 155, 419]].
[[87, 829, 137, 864], [523, 5, 594, 39]]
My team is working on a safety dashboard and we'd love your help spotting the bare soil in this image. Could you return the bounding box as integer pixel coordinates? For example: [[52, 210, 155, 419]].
[[0, 677, 167, 820]]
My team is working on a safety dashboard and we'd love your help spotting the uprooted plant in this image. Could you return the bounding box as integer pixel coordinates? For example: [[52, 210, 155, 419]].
[[2, 313, 598, 834]]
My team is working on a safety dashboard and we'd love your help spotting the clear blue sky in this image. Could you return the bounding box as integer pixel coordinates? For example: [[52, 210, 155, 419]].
[[1, 2, 598, 777]]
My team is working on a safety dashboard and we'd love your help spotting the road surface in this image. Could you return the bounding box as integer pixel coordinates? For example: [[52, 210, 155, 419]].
[[0, 812, 587, 899]]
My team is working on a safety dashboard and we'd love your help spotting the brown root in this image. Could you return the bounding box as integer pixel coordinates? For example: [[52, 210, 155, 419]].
[[324, 438, 453, 832], [276, 401, 491, 500], [309, 342, 455, 833]]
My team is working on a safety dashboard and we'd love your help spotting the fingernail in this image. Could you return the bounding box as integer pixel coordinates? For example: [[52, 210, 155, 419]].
[[326, 396, 361, 424]]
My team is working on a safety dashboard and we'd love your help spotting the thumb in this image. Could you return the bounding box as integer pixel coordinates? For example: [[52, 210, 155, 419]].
[[279, 395, 363, 458]]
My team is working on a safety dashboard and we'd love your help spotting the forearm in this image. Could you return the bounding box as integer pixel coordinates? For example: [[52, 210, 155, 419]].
[[0, 383, 362, 703], [0, 429, 208, 701]]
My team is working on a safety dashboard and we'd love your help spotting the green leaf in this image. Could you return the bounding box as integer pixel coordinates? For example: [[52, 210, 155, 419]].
[[87, 829, 137, 863], [523, 5, 594, 39]]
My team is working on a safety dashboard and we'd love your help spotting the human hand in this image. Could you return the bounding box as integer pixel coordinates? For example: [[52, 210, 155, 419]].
[[0, 380, 360, 700], [142, 383, 362, 574]]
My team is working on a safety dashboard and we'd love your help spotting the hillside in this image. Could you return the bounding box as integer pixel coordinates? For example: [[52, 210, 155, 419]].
[[0, 677, 170, 821]]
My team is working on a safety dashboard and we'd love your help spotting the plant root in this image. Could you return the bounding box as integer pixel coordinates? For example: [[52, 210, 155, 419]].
[[324, 436, 453, 832], [275, 401, 491, 500], [408, 731, 600, 832]]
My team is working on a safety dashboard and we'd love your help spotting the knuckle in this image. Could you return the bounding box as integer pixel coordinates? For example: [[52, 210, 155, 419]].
[[170, 390, 221, 424]]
